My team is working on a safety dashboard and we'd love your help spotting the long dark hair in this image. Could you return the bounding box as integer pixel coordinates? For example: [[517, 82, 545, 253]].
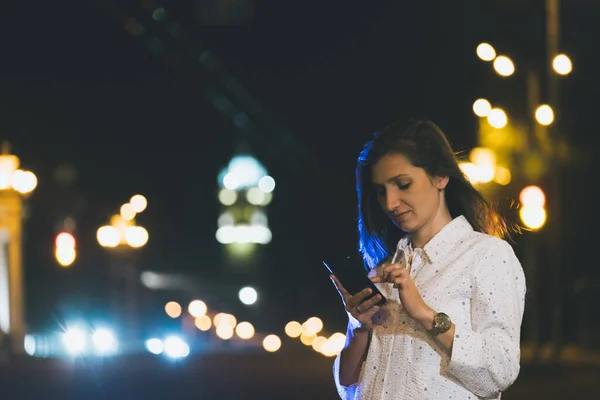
[[356, 119, 508, 269]]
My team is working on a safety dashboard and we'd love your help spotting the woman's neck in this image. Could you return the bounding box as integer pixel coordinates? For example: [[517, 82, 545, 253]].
[[410, 207, 453, 249]]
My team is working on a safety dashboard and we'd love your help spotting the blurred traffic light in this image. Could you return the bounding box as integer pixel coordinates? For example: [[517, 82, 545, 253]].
[[55, 232, 76, 267], [519, 186, 547, 230]]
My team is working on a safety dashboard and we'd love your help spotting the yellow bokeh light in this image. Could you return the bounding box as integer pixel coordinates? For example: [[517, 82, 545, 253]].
[[216, 323, 234, 340], [55, 247, 76, 267], [321, 333, 346, 357], [302, 317, 324, 336], [55, 232, 76, 249], [130, 194, 147, 213], [213, 313, 237, 328], [96, 225, 120, 248], [124, 226, 149, 248], [553, 54, 572, 75], [300, 332, 316, 346], [493, 55, 515, 77], [476, 43, 496, 62], [188, 300, 207, 318], [535, 105, 554, 126], [311, 336, 328, 353], [235, 322, 255, 340], [165, 301, 182, 318], [284, 321, 302, 338], [459, 162, 494, 184], [487, 108, 508, 129], [519, 185, 546, 208], [262, 334, 282, 352], [0, 154, 19, 190], [195, 315, 212, 331], [494, 166, 512, 186], [246, 187, 266, 205], [472, 99, 492, 117], [520, 206, 547, 230], [469, 147, 496, 167], [11, 170, 37, 194], [459, 162, 479, 184], [120, 203, 136, 221], [218, 189, 237, 206]]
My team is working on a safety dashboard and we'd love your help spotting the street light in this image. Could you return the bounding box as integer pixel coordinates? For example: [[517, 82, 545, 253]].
[[472, 98, 492, 117], [493, 55, 515, 77], [55, 232, 76, 267], [0, 142, 37, 354], [96, 195, 149, 340], [552, 54, 572, 76], [535, 105, 554, 126], [519, 185, 547, 230], [476, 43, 496, 62], [487, 108, 508, 128]]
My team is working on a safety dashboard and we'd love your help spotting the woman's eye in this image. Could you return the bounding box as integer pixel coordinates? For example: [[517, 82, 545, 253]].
[[397, 183, 411, 190]]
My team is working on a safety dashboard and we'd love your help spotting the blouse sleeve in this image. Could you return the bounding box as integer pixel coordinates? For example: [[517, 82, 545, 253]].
[[444, 239, 526, 398]]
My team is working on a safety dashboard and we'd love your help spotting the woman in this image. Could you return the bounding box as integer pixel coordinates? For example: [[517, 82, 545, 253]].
[[331, 119, 526, 399]]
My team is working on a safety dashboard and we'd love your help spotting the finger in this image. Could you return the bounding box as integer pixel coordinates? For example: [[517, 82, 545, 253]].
[[360, 294, 383, 311], [392, 277, 407, 289], [361, 306, 380, 320], [382, 264, 402, 281], [330, 275, 350, 298], [370, 276, 383, 283], [389, 268, 408, 279], [346, 288, 373, 309]]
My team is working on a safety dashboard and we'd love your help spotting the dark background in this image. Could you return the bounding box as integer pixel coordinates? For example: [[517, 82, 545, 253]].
[[0, 0, 597, 343]]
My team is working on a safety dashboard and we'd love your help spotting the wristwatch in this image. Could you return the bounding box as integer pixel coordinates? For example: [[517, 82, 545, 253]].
[[427, 312, 452, 336]]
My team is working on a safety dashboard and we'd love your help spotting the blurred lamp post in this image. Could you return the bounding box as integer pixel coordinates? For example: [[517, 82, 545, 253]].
[[0, 142, 37, 354], [519, 185, 547, 231], [55, 232, 76, 267], [96, 195, 149, 341], [216, 154, 274, 281]]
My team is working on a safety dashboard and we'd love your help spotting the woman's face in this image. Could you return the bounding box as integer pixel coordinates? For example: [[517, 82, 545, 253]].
[[371, 153, 447, 233]]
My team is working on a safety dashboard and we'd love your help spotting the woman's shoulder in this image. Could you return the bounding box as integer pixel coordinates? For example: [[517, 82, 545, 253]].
[[465, 229, 514, 252]]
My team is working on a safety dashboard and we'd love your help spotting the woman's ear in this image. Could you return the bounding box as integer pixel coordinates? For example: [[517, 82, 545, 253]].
[[434, 176, 449, 191]]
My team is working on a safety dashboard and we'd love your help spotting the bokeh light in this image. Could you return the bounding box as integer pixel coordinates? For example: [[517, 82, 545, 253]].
[[487, 108, 508, 128], [285, 321, 302, 338], [120, 203, 136, 221], [553, 54, 572, 75], [238, 287, 258, 305], [165, 301, 182, 318], [195, 315, 212, 331], [519, 185, 546, 208], [130, 194, 148, 213], [262, 334, 282, 352], [216, 323, 234, 340], [235, 322, 255, 339], [476, 43, 496, 61], [188, 300, 208, 318], [472, 99, 492, 117], [493, 55, 515, 77], [535, 105, 554, 126]]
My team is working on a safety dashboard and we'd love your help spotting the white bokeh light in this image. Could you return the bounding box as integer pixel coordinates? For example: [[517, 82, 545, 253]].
[[239, 286, 258, 305], [258, 175, 275, 193]]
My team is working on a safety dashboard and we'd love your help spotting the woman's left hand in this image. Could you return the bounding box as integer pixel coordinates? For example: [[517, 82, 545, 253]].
[[370, 262, 434, 325]]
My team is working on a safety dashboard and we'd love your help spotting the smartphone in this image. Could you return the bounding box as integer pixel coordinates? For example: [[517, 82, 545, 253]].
[[323, 254, 386, 306]]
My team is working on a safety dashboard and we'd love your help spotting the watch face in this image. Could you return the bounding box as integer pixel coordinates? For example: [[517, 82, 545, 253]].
[[435, 313, 452, 332]]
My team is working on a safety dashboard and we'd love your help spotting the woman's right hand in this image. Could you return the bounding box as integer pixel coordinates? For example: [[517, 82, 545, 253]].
[[330, 274, 382, 329]]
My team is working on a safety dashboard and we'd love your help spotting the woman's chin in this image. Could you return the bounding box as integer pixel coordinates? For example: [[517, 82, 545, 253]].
[[393, 219, 416, 233]]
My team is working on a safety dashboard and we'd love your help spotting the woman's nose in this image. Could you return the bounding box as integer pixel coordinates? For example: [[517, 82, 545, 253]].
[[385, 191, 401, 212]]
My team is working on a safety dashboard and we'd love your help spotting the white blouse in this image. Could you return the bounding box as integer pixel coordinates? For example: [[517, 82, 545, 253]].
[[333, 216, 526, 399]]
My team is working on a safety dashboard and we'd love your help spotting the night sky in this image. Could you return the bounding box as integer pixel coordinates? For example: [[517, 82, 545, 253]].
[[1, 0, 598, 338]]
